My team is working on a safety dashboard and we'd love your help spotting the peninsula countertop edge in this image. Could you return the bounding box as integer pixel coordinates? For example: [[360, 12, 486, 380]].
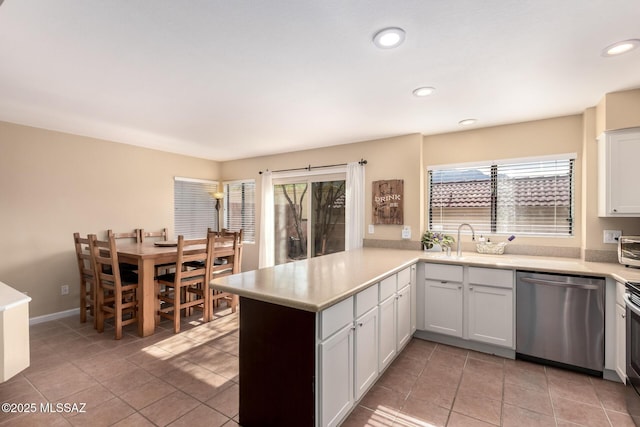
[[209, 247, 640, 313]]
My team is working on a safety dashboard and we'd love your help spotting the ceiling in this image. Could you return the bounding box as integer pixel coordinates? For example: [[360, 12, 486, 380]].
[[1, 1, 639, 161]]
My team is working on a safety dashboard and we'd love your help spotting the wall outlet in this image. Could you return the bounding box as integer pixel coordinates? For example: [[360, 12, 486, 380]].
[[401, 226, 411, 239], [603, 229, 622, 244], [61, 285, 69, 295], [368, 224, 375, 234]]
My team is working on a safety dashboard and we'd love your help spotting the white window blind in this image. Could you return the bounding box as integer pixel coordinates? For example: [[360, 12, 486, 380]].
[[224, 180, 256, 243], [174, 177, 218, 239], [429, 157, 574, 236]]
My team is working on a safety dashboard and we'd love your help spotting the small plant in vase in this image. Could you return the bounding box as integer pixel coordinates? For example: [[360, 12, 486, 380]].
[[421, 230, 455, 252]]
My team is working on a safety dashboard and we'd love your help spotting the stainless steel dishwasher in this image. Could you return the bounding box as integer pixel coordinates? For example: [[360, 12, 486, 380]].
[[516, 271, 605, 375]]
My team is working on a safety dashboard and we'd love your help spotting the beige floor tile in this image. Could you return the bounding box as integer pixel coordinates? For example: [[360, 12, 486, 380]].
[[342, 405, 395, 427], [452, 392, 502, 425], [111, 412, 157, 427], [467, 351, 506, 366], [548, 376, 601, 406], [167, 404, 229, 426], [118, 377, 177, 410], [418, 361, 463, 386], [0, 411, 72, 426], [205, 334, 240, 355], [162, 364, 233, 402], [56, 383, 115, 418], [607, 409, 636, 427], [359, 385, 406, 414], [25, 362, 97, 401], [553, 395, 610, 427], [139, 390, 200, 426], [205, 383, 239, 418], [377, 365, 418, 396], [502, 403, 555, 427], [592, 377, 628, 413], [457, 372, 504, 401], [398, 339, 436, 362], [408, 378, 457, 410], [503, 381, 553, 416], [395, 395, 450, 427], [447, 412, 498, 426], [100, 367, 156, 396], [503, 365, 548, 393], [67, 396, 135, 427]]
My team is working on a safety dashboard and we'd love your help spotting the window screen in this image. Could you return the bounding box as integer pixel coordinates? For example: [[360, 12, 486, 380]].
[[429, 157, 574, 236], [174, 177, 218, 239], [223, 180, 256, 243]]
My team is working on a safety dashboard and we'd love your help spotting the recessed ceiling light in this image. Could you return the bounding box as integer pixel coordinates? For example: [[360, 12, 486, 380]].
[[373, 27, 406, 49], [458, 119, 477, 126], [602, 39, 640, 57], [412, 87, 435, 97]]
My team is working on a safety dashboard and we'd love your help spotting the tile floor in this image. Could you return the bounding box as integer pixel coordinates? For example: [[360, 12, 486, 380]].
[[0, 308, 633, 427]]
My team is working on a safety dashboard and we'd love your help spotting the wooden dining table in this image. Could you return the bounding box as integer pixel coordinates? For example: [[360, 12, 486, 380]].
[[116, 240, 237, 337]]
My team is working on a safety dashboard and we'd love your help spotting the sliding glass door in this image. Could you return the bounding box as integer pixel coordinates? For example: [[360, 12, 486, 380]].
[[273, 175, 345, 265]]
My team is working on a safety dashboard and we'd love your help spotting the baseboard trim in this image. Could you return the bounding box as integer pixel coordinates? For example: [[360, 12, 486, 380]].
[[30, 308, 79, 325]]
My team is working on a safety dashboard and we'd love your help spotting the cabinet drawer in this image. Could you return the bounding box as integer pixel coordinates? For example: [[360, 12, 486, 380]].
[[397, 267, 411, 288], [356, 285, 378, 318], [424, 263, 463, 282], [468, 267, 513, 289], [379, 275, 397, 301], [320, 296, 353, 340]]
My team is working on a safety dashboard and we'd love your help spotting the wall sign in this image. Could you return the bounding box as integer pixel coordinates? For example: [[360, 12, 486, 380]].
[[372, 179, 404, 225]]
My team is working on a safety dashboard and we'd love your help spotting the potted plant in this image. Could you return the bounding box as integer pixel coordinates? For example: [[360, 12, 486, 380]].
[[421, 230, 455, 252]]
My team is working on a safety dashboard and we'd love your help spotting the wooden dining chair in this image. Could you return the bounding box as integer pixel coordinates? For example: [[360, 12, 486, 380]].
[[107, 229, 141, 242], [210, 231, 240, 315], [139, 228, 168, 243], [73, 232, 97, 327], [106, 229, 140, 281], [88, 234, 139, 340], [157, 234, 214, 333]]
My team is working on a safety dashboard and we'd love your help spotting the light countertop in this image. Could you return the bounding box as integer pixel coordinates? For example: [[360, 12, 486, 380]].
[[0, 281, 31, 312], [210, 247, 640, 312]]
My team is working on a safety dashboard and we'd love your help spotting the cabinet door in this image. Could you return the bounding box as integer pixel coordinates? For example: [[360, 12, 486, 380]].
[[600, 130, 640, 216], [424, 279, 463, 337], [355, 308, 378, 400], [467, 284, 513, 348], [378, 295, 397, 372], [616, 303, 627, 383], [320, 325, 354, 427], [396, 284, 412, 350]]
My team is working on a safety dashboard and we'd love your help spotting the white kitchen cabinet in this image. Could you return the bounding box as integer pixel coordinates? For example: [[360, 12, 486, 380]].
[[467, 267, 514, 348], [320, 323, 354, 427], [354, 307, 378, 400], [396, 284, 412, 349], [616, 281, 627, 383], [423, 262, 464, 337], [378, 294, 397, 371], [598, 128, 640, 216], [423, 279, 463, 337]]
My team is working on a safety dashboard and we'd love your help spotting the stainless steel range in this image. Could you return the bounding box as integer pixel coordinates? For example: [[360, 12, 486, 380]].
[[625, 281, 640, 426]]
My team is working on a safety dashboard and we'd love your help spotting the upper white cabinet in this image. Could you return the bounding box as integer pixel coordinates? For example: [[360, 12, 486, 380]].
[[598, 128, 640, 216]]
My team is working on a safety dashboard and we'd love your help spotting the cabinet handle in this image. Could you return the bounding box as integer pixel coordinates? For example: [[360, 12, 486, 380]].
[[622, 313, 626, 319], [613, 208, 618, 212], [358, 322, 363, 327], [458, 285, 462, 289], [440, 280, 448, 284], [469, 287, 474, 291]]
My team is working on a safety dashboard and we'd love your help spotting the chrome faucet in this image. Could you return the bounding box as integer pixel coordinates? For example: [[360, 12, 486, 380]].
[[457, 223, 476, 257]]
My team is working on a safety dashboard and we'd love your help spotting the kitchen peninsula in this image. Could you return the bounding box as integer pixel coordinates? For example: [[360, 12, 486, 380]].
[[210, 247, 640, 427]]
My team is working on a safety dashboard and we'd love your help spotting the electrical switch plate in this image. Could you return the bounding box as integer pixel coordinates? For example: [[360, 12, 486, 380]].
[[401, 226, 411, 239], [61, 285, 69, 295], [368, 224, 375, 234], [603, 229, 622, 244]]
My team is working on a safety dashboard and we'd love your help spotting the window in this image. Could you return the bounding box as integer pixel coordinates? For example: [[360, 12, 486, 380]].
[[223, 180, 256, 243], [174, 177, 218, 239], [428, 156, 574, 236]]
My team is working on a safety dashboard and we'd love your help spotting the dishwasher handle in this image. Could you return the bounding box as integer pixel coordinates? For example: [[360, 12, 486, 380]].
[[519, 276, 601, 290]]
